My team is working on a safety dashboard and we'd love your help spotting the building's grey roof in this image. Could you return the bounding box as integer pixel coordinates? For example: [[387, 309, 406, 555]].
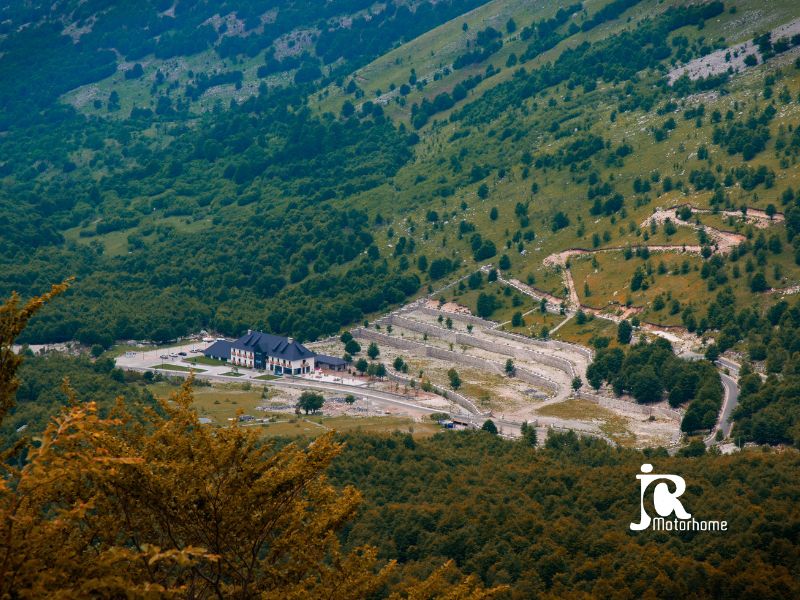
[[231, 331, 315, 361], [204, 339, 233, 358], [315, 354, 347, 366]]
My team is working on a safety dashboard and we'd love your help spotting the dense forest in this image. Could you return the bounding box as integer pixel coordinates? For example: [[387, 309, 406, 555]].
[[2, 83, 420, 344], [0, 352, 159, 454], [729, 292, 800, 445], [332, 431, 800, 598], [1, 0, 491, 344], [0, 0, 486, 126]]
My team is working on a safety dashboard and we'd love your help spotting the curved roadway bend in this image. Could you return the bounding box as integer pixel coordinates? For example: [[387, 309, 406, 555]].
[[680, 352, 741, 446], [703, 373, 739, 447], [717, 373, 739, 438]]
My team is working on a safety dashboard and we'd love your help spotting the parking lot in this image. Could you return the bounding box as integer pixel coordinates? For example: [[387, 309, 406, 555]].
[[115, 341, 366, 386]]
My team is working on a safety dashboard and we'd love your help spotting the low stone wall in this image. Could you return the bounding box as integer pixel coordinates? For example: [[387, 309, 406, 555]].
[[456, 332, 575, 377], [384, 369, 483, 415], [487, 328, 593, 361], [423, 345, 557, 392], [414, 305, 495, 328], [353, 327, 558, 394], [382, 315, 457, 343], [384, 313, 579, 378], [352, 327, 419, 350], [494, 275, 562, 314], [407, 305, 594, 362]]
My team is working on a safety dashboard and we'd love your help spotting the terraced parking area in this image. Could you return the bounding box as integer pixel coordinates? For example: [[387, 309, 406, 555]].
[[308, 300, 684, 448]]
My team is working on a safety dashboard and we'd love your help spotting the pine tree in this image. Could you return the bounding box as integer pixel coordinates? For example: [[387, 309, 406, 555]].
[[520, 421, 537, 446]]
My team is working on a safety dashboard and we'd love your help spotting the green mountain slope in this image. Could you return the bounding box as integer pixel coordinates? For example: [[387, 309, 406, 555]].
[[0, 0, 489, 124], [2, 0, 800, 382]]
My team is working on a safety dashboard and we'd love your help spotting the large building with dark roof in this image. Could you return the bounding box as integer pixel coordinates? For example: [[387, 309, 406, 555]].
[[204, 339, 233, 362], [204, 330, 347, 375], [231, 330, 316, 374]]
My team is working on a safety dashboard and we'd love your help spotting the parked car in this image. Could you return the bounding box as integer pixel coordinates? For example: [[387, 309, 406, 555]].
[[159, 354, 168, 359], [178, 351, 187, 356]]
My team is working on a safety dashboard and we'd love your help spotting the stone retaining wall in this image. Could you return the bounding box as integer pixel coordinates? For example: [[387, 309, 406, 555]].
[[384, 369, 483, 415], [488, 328, 593, 361], [407, 305, 593, 362], [384, 314, 582, 378], [353, 327, 419, 350], [414, 305, 495, 327], [353, 327, 558, 393]]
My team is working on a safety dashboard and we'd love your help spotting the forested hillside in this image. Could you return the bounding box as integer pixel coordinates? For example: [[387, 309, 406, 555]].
[[0, 0, 487, 126], [0, 352, 159, 454], [333, 431, 800, 598], [1, 0, 474, 343], [3, 0, 800, 437]]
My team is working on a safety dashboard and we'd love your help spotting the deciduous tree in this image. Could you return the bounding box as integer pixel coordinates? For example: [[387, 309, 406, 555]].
[[298, 390, 325, 414], [481, 419, 498, 434]]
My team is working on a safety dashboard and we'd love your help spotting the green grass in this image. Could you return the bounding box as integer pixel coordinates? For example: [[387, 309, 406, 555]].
[[150, 363, 205, 372], [449, 280, 536, 325], [314, 0, 573, 121], [240, 9, 800, 332], [184, 355, 228, 366], [147, 381, 438, 438], [63, 215, 213, 258], [537, 398, 635, 446], [62, 226, 130, 257], [62, 48, 289, 120], [105, 342, 174, 358], [527, 267, 568, 299], [255, 415, 440, 439], [687, 0, 800, 46], [149, 382, 265, 424], [221, 371, 245, 377], [254, 374, 279, 381], [505, 310, 563, 336], [695, 212, 748, 233], [458, 371, 518, 410], [553, 314, 620, 348], [571, 251, 707, 320], [311, 0, 693, 125]]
